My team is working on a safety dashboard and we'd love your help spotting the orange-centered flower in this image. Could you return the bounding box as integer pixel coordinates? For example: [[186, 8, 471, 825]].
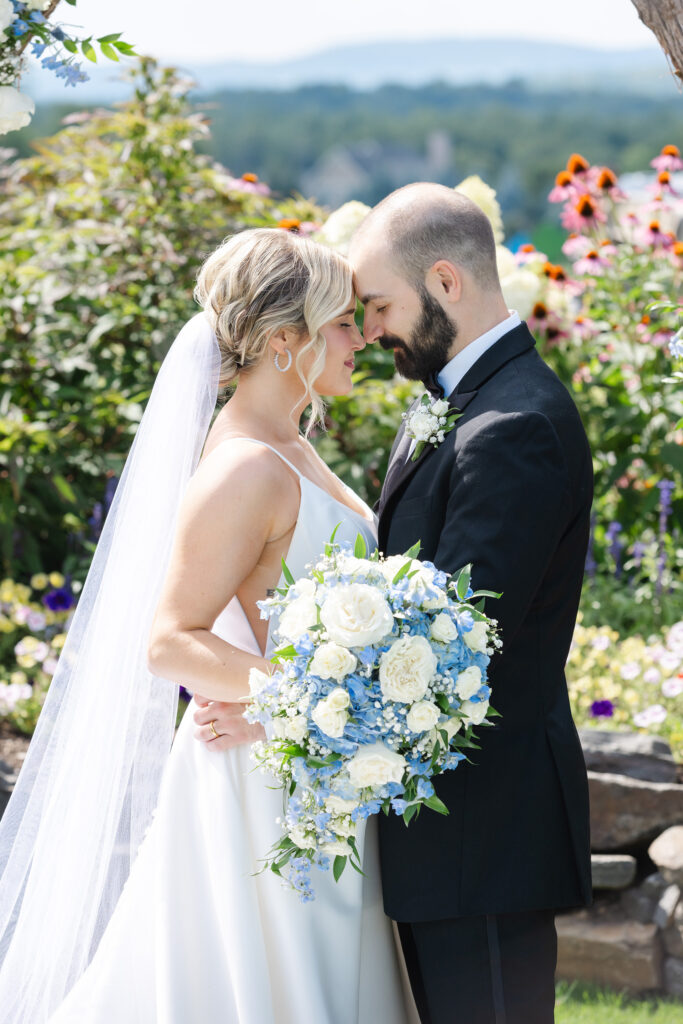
[[640, 314, 651, 325], [576, 194, 597, 218], [649, 220, 661, 234], [596, 168, 617, 190], [278, 218, 301, 231], [673, 241, 683, 257], [661, 144, 680, 158], [567, 153, 590, 175], [555, 170, 573, 187], [242, 172, 259, 182], [520, 243, 536, 253], [532, 302, 548, 319], [658, 170, 671, 185]]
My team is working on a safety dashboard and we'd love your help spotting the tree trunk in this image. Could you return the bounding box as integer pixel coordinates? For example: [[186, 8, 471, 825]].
[[630, 0, 683, 82]]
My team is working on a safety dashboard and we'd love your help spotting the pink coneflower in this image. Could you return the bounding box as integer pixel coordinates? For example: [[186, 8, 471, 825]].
[[572, 315, 599, 340], [562, 233, 593, 258], [589, 166, 627, 201], [548, 170, 577, 203], [225, 172, 271, 196], [671, 241, 683, 268], [566, 153, 591, 176], [561, 193, 607, 233], [635, 219, 674, 249], [653, 170, 679, 196], [573, 248, 611, 275], [572, 364, 593, 385], [515, 243, 548, 265], [651, 145, 683, 173]]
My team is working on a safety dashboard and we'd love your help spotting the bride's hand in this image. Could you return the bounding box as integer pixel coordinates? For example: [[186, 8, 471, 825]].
[[192, 695, 266, 752]]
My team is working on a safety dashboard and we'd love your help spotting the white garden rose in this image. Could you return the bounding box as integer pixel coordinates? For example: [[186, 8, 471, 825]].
[[406, 699, 441, 733], [310, 642, 357, 680], [422, 590, 449, 610], [378, 555, 412, 582], [311, 698, 348, 738], [0, 0, 14, 32], [248, 667, 272, 696], [348, 742, 407, 788], [431, 398, 449, 417], [290, 826, 314, 849], [0, 87, 35, 135], [379, 635, 437, 703], [326, 686, 351, 711], [407, 408, 436, 442], [284, 714, 308, 743], [314, 200, 371, 255], [464, 621, 489, 653], [321, 838, 353, 857], [427, 715, 462, 751], [499, 268, 541, 320], [271, 718, 287, 739], [456, 665, 483, 700], [325, 794, 358, 814], [277, 593, 318, 641], [496, 245, 517, 279], [291, 577, 317, 599], [330, 815, 357, 838], [321, 583, 394, 648], [455, 175, 504, 244], [461, 699, 489, 725], [430, 612, 458, 643]]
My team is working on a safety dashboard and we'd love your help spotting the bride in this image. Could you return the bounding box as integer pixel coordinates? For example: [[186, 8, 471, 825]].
[[0, 228, 413, 1022]]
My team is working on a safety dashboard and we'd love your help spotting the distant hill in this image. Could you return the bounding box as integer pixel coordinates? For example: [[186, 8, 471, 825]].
[[22, 37, 674, 103]]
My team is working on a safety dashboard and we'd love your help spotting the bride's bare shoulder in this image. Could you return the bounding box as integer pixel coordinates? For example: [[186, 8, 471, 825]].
[[189, 436, 296, 513]]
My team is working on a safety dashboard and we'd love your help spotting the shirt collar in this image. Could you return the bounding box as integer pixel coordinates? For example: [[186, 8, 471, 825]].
[[437, 310, 521, 398]]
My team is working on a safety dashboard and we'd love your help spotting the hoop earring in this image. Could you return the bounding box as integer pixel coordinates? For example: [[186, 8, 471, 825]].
[[274, 349, 292, 372]]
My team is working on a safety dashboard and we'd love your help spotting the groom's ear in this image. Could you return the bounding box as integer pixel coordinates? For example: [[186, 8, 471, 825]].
[[426, 260, 462, 306]]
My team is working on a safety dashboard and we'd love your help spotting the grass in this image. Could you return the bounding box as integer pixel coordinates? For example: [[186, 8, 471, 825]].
[[556, 981, 683, 1022]]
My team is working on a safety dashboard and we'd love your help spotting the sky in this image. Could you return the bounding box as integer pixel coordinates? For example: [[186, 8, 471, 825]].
[[66, 0, 658, 64]]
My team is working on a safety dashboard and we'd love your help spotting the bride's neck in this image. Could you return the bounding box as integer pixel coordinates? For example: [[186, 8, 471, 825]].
[[221, 370, 309, 444]]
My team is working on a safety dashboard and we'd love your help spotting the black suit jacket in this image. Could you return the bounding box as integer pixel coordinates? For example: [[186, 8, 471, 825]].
[[377, 322, 593, 922]]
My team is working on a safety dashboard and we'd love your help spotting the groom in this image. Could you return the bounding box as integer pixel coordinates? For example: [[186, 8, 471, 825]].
[[347, 183, 592, 1024]]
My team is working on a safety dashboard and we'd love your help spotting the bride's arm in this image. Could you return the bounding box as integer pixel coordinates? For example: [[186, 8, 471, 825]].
[[147, 442, 297, 702]]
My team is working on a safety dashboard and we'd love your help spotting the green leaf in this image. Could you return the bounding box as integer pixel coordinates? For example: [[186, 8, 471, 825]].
[[455, 564, 472, 601], [403, 803, 420, 826], [354, 532, 367, 558], [487, 705, 502, 718], [424, 794, 450, 815], [112, 41, 137, 55], [280, 557, 295, 587], [434, 692, 450, 714], [62, 38, 77, 54], [81, 40, 97, 63], [391, 559, 414, 584], [403, 541, 421, 559], [333, 855, 347, 882], [97, 33, 122, 43], [52, 474, 77, 503], [100, 42, 119, 62]]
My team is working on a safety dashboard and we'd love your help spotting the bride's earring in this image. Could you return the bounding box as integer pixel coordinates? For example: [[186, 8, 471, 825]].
[[274, 349, 292, 372]]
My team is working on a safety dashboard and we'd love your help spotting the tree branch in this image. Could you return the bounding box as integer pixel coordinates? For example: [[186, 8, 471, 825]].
[[630, 0, 683, 84]]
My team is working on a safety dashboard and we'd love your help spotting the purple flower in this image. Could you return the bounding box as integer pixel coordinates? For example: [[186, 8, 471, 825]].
[[591, 700, 614, 718], [606, 521, 623, 578], [657, 480, 675, 595], [42, 587, 74, 612], [585, 512, 597, 578]]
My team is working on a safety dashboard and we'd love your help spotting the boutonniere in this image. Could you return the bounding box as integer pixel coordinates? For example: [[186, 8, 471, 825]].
[[403, 395, 462, 462]]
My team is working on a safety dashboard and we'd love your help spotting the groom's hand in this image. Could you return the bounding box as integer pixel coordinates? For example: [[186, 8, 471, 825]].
[[192, 695, 266, 751]]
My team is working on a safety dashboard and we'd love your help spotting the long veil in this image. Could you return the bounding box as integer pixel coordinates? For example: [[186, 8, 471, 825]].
[[0, 313, 220, 1022]]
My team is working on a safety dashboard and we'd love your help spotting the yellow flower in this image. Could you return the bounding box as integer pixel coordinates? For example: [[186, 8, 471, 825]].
[[51, 633, 67, 649], [624, 689, 640, 706], [455, 176, 504, 244], [48, 572, 65, 587], [14, 584, 31, 603], [0, 614, 14, 633], [31, 573, 49, 590], [10, 670, 27, 685], [16, 655, 36, 669], [0, 581, 15, 602]]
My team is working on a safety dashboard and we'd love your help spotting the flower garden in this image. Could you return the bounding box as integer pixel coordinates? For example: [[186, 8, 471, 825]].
[[0, 60, 681, 769]]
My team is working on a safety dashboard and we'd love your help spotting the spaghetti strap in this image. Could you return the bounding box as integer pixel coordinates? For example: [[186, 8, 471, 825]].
[[236, 437, 303, 478]]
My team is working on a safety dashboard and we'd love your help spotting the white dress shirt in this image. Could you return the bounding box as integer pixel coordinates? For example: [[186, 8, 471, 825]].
[[407, 310, 521, 458]]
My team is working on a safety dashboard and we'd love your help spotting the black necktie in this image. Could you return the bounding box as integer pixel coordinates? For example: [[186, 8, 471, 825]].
[[422, 371, 444, 401]]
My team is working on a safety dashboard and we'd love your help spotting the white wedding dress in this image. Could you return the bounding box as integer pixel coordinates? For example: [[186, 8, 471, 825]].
[[49, 441, 412, 1024]]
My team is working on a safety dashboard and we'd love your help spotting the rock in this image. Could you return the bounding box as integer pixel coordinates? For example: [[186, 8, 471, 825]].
[[663, 903, 683, 958], [556, 908, 663, 991], [654, 885, 681, 930], [589, 772, 683, 849], [620, 874, 667, 924], [591, 854, 637, 890], [580, 729, 678, 783], [664, 957, 683, 999], [650, 827, 683, 887]]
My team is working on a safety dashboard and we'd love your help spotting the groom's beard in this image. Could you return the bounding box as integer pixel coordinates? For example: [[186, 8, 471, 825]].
[[379, 287, 457, 381]]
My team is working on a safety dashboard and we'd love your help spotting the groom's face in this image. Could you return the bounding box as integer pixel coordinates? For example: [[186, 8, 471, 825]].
[[352, 249, 457, 381]]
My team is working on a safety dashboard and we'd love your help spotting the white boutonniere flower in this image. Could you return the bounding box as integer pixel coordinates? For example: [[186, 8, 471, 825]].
[[403, 395, 461, 461]]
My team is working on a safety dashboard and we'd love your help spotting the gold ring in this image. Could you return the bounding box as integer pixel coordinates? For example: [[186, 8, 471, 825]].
[[209, 719, 220, 739]]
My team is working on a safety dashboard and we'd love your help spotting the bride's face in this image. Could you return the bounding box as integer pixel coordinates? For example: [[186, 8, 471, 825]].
[[299, 301, 365, 397]]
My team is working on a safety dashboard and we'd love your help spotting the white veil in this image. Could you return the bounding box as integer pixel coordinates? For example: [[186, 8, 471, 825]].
[[0, 312, 221, 1022]]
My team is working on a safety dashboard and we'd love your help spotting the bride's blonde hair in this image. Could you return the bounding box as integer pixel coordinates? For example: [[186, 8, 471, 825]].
[[194, 228, 353, 431]]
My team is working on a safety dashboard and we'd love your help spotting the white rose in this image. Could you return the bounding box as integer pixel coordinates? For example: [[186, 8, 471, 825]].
[[430, 612, 458, 643], [292, 577, 317, 599], [454, 175, 504, 244], [406, 699, 441, 733], [326, 686, 351, 711], [311, 698, 348, 738], [431, 398, 449, 417], [408, 409, 436, 442], [330, 815, 357, 838], [277, 594, 318, 641], [25, 0, 51, 8], [379, 555, 412, 583], [310, 642, 357, 680], [321, 583, 394, 648], [464, 621, 489, 654], [423, 589, 449, 610], [321, 838, 353, 857], [499, 268, 541, 320], [0, 0, 14, 32], [379, 635, 437, 703], [461, 699, 489, 725], [0, 87, 35, 135], [496, 245, 517, 279], [325, 794, 358, 814], [271, 718, 287, 739], [427, 715, 462, 750], [348, 742, 407, 788], [456, 665, 483, 700], [248, 667, 272, 696], [290, 826, 313, 849], [284, 714, 308, 743]]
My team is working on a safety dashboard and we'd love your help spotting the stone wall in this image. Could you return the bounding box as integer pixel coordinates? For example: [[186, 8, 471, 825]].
[[557, 729, 683, 997]]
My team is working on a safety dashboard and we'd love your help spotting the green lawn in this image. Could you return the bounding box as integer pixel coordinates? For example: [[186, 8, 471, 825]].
[[556, 981, 683, 1022]]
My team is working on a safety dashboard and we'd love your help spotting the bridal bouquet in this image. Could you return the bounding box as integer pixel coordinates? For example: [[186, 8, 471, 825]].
[[244, 534, 500, 900]]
